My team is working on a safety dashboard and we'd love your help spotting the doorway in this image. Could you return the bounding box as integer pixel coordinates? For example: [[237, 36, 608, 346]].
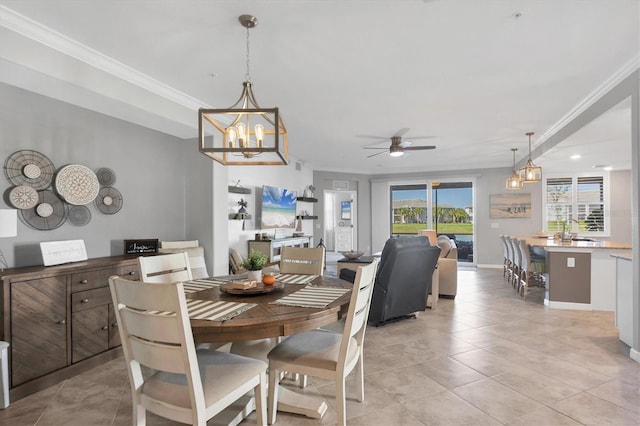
[[323, 190, 357, 259]]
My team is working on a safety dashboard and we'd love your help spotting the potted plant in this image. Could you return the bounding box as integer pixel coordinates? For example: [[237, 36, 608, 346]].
[[241, 249, 268, 282]]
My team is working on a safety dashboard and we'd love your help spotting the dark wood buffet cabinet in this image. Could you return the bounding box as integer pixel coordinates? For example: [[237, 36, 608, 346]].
[[0, 255, 139, 401]]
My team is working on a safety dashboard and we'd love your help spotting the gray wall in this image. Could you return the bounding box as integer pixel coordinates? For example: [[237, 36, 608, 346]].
[[0, 83, 194, 268]]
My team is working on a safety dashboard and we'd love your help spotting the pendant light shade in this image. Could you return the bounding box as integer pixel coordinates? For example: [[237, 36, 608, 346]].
[[518, 132, 542, 183], [198, 15, 288, 165], [506, 148, 523, 190]]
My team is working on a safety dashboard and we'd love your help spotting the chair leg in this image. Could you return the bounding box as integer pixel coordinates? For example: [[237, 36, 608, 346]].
[[267, 368, 279, 425], [298, 374, 308, 388], [133, 404, 146, 426], [336, 376, 347, 426], [255, 371, 267, 426], [355, 350, 364, 402]]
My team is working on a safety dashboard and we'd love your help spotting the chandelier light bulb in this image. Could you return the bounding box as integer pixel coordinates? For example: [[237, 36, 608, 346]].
[[236, 122, 247, 147], [226, 127, 237, 147], [255, 124, 264, 147]]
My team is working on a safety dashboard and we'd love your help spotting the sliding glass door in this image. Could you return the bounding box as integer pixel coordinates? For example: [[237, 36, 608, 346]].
[[390, 180, 474, 263]]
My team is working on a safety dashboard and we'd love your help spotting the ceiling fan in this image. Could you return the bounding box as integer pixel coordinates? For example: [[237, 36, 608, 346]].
[[362, 129, 436, 158]]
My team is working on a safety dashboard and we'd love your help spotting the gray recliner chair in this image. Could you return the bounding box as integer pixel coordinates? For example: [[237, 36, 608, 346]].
[[368, 236, 440, 325]]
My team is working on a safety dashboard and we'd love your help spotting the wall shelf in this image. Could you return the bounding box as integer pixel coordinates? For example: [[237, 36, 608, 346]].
[[229, 213, 252, 220], [296, 197, 317, 203], [296, 215, 318, 220], [228, 186, 251, 194]]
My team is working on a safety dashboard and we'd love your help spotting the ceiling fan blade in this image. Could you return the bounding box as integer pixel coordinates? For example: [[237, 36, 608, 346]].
[[404, 136, 437, 140], [366, 150, 389, 158], [393, 128, 411, 137], [404, 146, 436, 151], [363, 147, 389, 150]]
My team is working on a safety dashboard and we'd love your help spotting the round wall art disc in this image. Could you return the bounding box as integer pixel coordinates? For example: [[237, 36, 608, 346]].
[[94, 186, 123, 215], [20, 190, 67, 230], [9, 185, 39, 209], [95, 167, 116, 187], [4, 150, 56, 190], [68, 205, 92, 226], [55, 164, 100, 205]]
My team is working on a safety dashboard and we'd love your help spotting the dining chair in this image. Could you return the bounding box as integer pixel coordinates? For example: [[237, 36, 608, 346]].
[[266, 260, 378, 426], [138, 252, 193, 283], [158, 240, 209, 279], [109, 276, 267, 426]]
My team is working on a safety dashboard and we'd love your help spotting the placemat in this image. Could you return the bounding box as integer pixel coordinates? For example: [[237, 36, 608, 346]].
[[275, 273, 318, 285], [270, 285, 349, 308], [150, 299, 256, 321], [183, 278, 227, 294]]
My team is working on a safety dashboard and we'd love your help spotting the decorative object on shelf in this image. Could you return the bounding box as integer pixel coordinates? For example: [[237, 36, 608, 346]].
[[0, 209, 18, 271], [21, 190, 67, 230], [303, 184, 315, 198], [241, 249, 268, 282], [95, 167, 117, 187], [55, 164, 100, 205], [95, 186, 123, 214], [9, 185, 39, 209], [505, 148, 523, 190], [237, 198, 248, 214], [198, 14, 288, 165], [518, 132, 542, 183], [68, 205, 92, 226], [340, 250, 364, 260], [40, 239, 87, 266], [4, 150, 56, 190], [124, 239, 159, 255]]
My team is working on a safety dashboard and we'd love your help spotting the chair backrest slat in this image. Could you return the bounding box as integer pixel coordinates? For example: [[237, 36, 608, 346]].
[[139, 252, 193, 283], [279, 247, 325, 275]]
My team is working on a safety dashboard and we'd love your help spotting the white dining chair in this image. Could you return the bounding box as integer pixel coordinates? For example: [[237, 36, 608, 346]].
[[138, 252, 193, 283], [266, 260, 378, 426], [109, 276, 267, 425]]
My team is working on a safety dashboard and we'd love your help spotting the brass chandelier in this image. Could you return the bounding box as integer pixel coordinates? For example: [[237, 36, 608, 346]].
[[199, 15, 288, 165], [518, 131, 542, 183], [506, 148, 523, 190]]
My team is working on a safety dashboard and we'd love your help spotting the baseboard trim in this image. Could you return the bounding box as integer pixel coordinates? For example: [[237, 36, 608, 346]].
[[545, 300, 592, 310], [630, 348, 640, 363]]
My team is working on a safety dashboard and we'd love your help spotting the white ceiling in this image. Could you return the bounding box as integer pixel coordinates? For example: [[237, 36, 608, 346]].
[[1, 0, 638, 175]]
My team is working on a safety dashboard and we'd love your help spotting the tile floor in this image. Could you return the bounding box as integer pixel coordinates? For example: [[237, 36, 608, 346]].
[[1, 267, 638, 425]]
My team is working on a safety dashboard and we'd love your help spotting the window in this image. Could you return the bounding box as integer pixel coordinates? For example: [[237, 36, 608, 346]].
[[544, 175, 607, 234]]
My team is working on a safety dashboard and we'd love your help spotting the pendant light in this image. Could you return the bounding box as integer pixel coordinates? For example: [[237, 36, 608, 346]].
[[518, 131, 542, 183], [198, 15, 288, 165], [506, 148, 523, 190]]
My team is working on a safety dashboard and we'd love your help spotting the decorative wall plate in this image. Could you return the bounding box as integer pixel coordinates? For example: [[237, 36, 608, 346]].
[[4, 150, 56, 190], [9, 185, 39, 209], [95, 167, 116, 187], [68, 205, 92, 226], [55, 164, 100, 205], [95, 186, 123, 214], [21, 190, 67, 230]]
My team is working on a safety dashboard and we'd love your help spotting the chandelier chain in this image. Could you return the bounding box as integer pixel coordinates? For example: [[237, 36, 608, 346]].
[[245, 26, 251, 82]]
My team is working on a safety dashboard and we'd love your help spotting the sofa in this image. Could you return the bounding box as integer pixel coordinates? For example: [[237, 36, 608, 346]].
[[435, 235, 458, 298]]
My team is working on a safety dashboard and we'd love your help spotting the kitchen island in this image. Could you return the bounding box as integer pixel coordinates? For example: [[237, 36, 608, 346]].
[[526, 237, 631, 311]]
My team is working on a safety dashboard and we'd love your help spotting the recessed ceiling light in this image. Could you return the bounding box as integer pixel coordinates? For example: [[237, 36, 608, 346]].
[[570, 154, 581, 160]]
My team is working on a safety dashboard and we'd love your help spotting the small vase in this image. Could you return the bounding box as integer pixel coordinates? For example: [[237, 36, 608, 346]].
[[247, 269, 262, 282]]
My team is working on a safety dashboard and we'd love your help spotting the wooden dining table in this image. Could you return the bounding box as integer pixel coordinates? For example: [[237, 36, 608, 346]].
[[185, 273, 353, 422]]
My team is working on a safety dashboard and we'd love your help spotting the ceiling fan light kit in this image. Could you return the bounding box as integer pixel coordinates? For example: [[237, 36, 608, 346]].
[[518, 131, 542, 183], [364, 133, 436, 158], [199, 15, 288, 166]]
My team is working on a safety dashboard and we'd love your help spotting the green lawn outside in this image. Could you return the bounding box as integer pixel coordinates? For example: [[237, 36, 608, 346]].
[[392, 223, 473, 235]]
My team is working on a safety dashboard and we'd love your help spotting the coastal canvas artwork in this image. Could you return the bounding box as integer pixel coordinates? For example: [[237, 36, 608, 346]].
[[490, 193, 532, 219], [261, 185, 297, 229]]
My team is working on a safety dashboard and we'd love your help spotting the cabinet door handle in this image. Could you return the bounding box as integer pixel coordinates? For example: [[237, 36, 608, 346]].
[[128, 271, 136, 276], [80, 279, 88, 284], [58, 319, 66, 325], [81, 298, 89, 303], [111, 322, 118, 328], [101, 326, 108, 331]]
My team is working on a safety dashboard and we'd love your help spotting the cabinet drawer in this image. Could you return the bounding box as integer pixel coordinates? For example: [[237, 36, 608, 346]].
[[115, 264, 139, 281], [71, 268, 115, 292], [71, 287, 112, 312]]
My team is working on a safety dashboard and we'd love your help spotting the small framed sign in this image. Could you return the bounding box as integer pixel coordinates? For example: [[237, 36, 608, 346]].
[[124, 239, 159, 255], [41, 240, 88, 266]]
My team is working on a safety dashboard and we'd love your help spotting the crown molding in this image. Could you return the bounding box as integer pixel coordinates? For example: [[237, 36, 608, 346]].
[[535, 54, 640, 147], [0, 5, 208, 111]]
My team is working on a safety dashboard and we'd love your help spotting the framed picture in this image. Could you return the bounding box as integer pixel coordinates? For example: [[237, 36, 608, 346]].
[[341, 201, 351, 220], [490, 193, 531, 219], [124, 239, 159, 255]]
